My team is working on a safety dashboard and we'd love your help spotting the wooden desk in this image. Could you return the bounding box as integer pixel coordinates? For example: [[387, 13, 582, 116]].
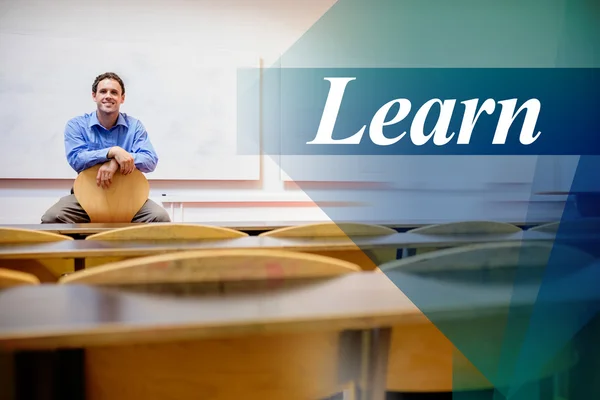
[[1, 266, 597, 399], [0, 274, 404, 400], [2, 267, 589, 349], [1, 267, 595, 348], [0, 219, 551, 237], [0, 231, 558, 264], [0, 273, 406, 350]]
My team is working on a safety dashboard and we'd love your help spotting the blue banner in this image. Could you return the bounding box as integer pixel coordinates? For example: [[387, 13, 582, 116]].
[[239, 68, 599, 156]]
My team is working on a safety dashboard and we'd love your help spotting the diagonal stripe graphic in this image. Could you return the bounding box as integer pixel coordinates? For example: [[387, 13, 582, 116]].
[[237, 1, 600, 397]]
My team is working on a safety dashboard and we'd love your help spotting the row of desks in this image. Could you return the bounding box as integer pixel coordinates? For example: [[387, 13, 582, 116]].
[[0, 230, 563, 260], [0, 222, 597, 399], [1, 267, 598, 399], [3, 268, 595, 350], [0, 219, 550, 236]]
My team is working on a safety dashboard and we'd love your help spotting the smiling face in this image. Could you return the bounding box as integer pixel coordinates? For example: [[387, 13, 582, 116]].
[[92, 78, 125, 114]]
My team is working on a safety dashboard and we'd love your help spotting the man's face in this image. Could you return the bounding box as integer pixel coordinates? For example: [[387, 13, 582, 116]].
[[92, 78, 125, 114]]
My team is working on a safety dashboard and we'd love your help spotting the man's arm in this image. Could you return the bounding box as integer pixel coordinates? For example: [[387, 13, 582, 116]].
[[64, 120, 112, 173], [130, 120, 159, 173]]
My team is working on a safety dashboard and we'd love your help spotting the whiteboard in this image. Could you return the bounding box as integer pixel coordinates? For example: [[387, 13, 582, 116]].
[[0, 32, 261, 180]]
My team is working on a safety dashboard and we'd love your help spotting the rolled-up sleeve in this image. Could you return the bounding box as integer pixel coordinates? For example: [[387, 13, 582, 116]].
[[64, 120, 111, 173], [131, 120, 159, 173]]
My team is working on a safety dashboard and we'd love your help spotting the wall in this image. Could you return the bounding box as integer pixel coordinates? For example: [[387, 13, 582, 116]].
[[0, 0, 586, 225], [0, 0, 341, 224]]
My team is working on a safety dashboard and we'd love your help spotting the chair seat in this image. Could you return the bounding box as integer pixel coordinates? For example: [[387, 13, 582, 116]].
[[0, 268, 40, 287], [74, 164, 149, 223]]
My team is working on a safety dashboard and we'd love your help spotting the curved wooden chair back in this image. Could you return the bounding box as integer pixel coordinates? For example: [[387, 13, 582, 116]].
[[529, 218, 600, 234], [377, 242, 591, 392], [0, 268, 40, 288], [60, 249, 361, 286], [85, 223, 248, 241], [74, 248, 363, 400], [259, 222, 398, 270], [82, 224, 248, 269], [406, 221, 522, 256], [409, 221, 522, 235], [528, 221, 560, 233], [0, 228, 74, 282], [82, 252, 360, 400], [383, 241, 592, 275], [0, 228, 72, 243], [73, 164, 149, 223]]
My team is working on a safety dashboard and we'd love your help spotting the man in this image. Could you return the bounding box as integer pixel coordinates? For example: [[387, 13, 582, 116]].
[[41, 72, 171, 223]]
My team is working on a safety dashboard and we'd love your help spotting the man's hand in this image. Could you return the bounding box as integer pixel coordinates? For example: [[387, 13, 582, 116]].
[[96, 159, 119, 189], [108, 146, 135, 175]]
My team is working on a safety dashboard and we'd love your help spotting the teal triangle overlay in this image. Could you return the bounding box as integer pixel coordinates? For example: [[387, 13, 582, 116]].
[[277, 0, 572, 68], [380, 247, 599, 398], [505, 0, 600, 397], [239, 0, 600, 396]]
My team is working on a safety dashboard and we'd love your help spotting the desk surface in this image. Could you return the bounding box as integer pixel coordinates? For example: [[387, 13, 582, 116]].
[[0, 268, 596, 351], [0, 231, 558, 259], [0, 273, 412, 350], [0, 219, 550, 235]]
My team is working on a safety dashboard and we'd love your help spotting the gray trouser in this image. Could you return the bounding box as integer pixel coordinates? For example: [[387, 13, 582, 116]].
[[41, 194, 171, 224]]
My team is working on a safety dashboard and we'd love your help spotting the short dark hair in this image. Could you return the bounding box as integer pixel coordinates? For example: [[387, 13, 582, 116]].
[[92, 72, 125, 95]]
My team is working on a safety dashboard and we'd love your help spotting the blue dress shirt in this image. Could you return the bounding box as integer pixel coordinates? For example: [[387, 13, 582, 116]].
[[64, 111, 158, 173]]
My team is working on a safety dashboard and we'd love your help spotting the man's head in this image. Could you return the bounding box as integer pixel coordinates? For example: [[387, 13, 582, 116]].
[[92, 72, 125, 114]]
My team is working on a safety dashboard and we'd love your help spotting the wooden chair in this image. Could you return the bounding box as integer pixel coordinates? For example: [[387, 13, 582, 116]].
[[60, 248, 361, 285], [83, 223, 248, 268], [0, 262, 39, 400], [529, 218, 600, 234], [60, 249, 362, 400], [0, 268, 39, 288], [405, 221, 523, 256], [0, 227, 74, 282], [259, 222, 398, 270], [73, 164, 149, 223], [528, 219, 600, 258], [377, 241, 593, 396], [528, 222, 560, 233]]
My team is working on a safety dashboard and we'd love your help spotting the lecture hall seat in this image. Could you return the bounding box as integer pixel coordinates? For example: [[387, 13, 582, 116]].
[[0, 227, 75, 282], [73, 164, 150, 223], [60, 248, 361, 285], [60, 249, 362, 400], [528, 219, 600, 257], [82, 223, 249, 268], [0, 268, 40, 288], [259, 222, 399, 270], [0, 262, 40, 398], [377, 241, 593, 397], [404, 220, 523, 256], [529, 218, 600, 234]]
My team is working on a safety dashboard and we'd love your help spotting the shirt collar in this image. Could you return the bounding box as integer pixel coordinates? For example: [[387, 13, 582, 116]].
[[89, 111, 129, 129]]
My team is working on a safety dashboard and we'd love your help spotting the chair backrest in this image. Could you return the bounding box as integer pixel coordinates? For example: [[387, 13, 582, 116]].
[[529, 218, 600, 234], [85, 223, 248, 241], [0, 268, 40, 288], [0, 228, 74, 282], [405, 221, 522, 256], [408, 221, 522, 235], [0, 227, 73, 243], [259, 222, 398, 271], [378, 241, 589, 393], [59, 249, 361, 285], [73, 164, 149, 223], [527, 221, 559, 233], [82, 224, 249, 269], [380, 241, 594, 280], [259, 222, 398, 237]]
